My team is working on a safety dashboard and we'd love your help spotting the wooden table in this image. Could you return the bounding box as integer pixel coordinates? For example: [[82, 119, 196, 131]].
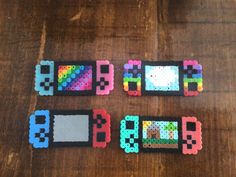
[[0, 0, 235, 177]]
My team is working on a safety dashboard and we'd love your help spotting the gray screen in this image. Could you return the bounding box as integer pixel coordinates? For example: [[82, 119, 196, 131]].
[[53, 115, 89, 142]]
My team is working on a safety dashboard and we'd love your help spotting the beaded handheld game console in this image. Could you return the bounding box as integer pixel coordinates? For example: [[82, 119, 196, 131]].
[[29, 109, 111, 148], [123, 59, 203, 96], [35, 60, 114, 96], [120, 115, 202, 154]]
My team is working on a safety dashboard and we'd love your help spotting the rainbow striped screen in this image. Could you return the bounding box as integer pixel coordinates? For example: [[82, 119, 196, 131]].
[[57, 65, 93, 91]]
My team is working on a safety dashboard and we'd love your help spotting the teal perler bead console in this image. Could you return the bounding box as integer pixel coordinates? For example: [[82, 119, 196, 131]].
[[123, 59, 203, 96], [120, 115, 202, 155], [35, 60, 114, 96], [120, 116, 139, 153]]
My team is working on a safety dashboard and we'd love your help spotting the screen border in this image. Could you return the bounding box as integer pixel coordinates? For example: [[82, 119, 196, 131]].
[[139, 116, 182, 153], [54, 61, 96, 96], [49, 110, 93, 147], [141, 61, 184, 96]]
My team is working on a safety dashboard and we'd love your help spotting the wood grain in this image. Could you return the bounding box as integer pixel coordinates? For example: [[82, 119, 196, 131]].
[[0, 0, 236, 177]]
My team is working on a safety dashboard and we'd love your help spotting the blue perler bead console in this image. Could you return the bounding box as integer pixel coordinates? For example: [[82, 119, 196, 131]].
[[29, 109, 111, 148], [29, 110, 50, 148], [120, 115, 202, 155]]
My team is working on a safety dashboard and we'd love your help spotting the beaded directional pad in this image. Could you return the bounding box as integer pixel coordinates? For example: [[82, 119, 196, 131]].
[[125, 134, 139, 148], [184, 65, 198, 78], [35, 128, 49, 142], [93, 114, 107, 128], [183, 135, 197, 149], [40, 78, 53, 91], [97, 77, 109, 90], [128, 65, 142, 78]]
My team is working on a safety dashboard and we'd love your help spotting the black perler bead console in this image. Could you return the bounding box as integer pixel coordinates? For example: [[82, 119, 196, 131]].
[[123, 59, 203, 96], [35, 60, 114, 96], [120, 115, 202, 154], [29, 109, 111, 148]]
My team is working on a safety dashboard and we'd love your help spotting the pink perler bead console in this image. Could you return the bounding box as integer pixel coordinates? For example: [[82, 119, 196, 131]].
[[96, 60, 114, 95]]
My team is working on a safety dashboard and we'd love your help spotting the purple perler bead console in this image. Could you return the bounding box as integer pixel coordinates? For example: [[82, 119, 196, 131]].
[[123, 59, 203, 96]]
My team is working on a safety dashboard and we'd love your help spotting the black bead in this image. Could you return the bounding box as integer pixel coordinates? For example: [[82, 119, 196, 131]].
[[126, 121, 134, 129], [128, 82, 137, 91], [186, 122, 196, 131], [97, 132, 106, 142], [35, 116, 46, 124], [40, 65, 50, 74], [100, 65, 109, 73]]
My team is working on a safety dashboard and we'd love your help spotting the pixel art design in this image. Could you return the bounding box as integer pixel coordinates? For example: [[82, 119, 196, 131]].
[[57, 65, 93, 91], [92, 109, 111, 148], [183, 60, 203, 96], [29, 110, 50, 148], [35, 60, 114, 96], [123, 60, 142, 96], [120, 115, 202, 154], [123, 59, 203, 96], [182, 117, 202, 154], [145, 65, 180, 91], [96, 60, 114, 95], [29, 109, 111, 148], [120, 115, 139, 153], [35, 60, 54, 96], [142, 121, 179, 149]]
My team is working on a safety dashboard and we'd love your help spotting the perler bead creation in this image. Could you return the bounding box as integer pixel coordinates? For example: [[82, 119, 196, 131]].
[[123, 59, 203, 96], [29, 109, 111, 148], [183, 60, 203, 96], [35, 60, 114, 96], [120, 115, 202, 154]]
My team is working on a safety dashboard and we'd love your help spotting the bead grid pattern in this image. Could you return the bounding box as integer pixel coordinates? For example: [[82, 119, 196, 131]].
[[29, 109, 111, 148], [123, 59, 203, 96], [120, 115, 202, 154], [182, 117, 202, 154], [145, 65, 180, 91], [183, 60, 203, 96], [123, 60, 142, 96], [120, 115, 139, 153], [29, 110, 50, 148], [96, 60, 114, 95], [142, 121, 178, 149], [34, 60, 114, 96], [57, 65, 93, 91], [35, 60, 54, 96], [93, 109, 111, 148]]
